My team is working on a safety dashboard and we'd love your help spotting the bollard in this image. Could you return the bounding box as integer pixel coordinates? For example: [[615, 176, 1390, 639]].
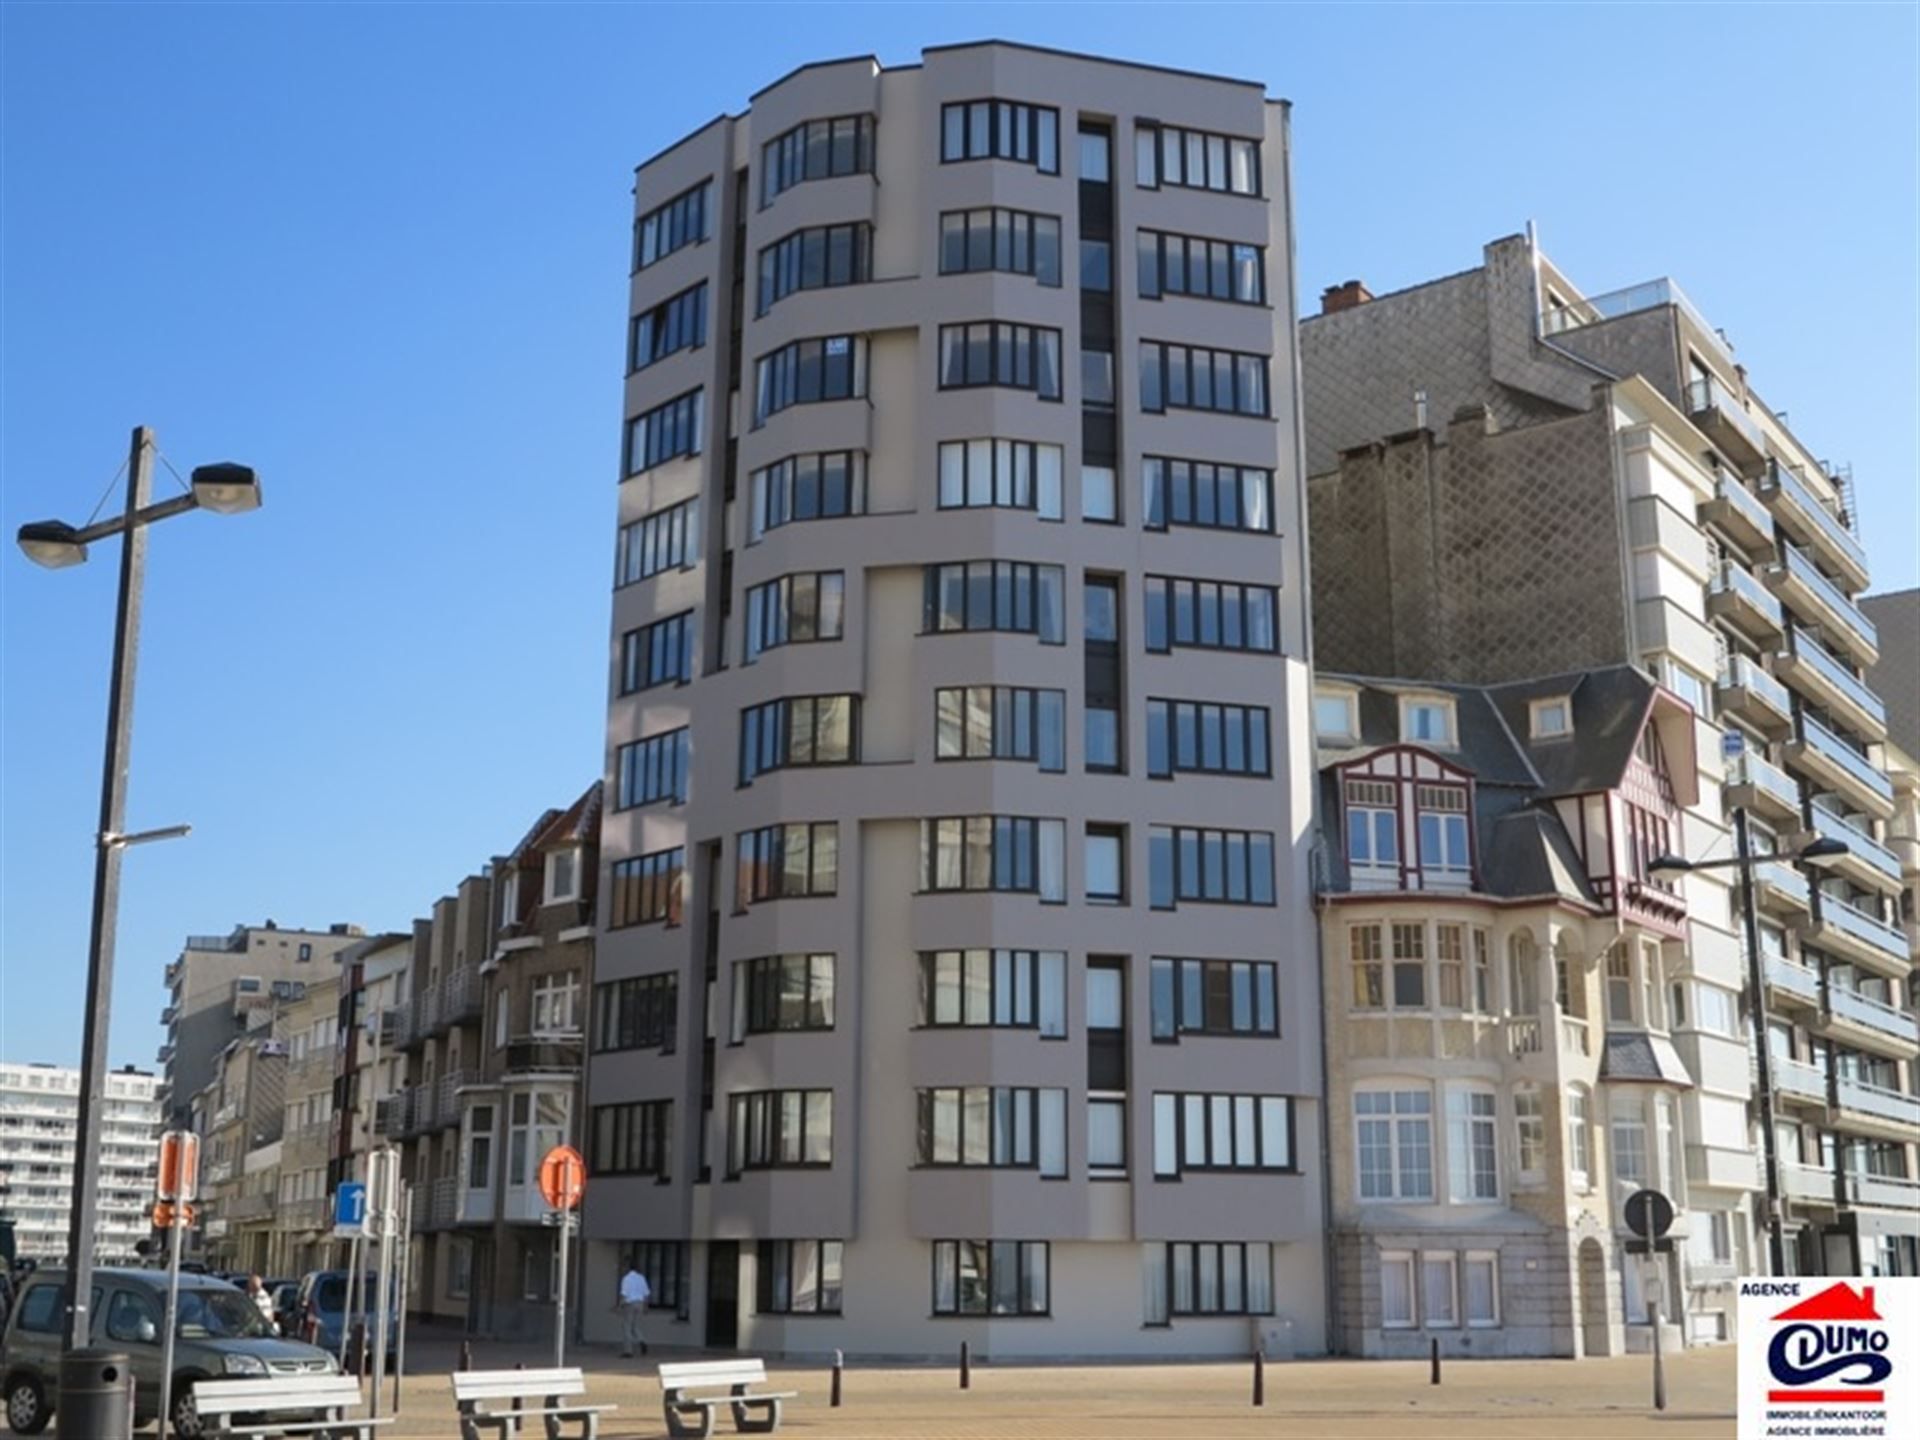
[[1649, 1301, 1666, 1412], [1252, 1350, 1265, 1407], [352, 1322, 368, 1379], [1430, 1337, 1441, 1385], [459, 1340, 472, 1372], [830, 1349, 843, 1408], [512, 1360, 524, 1421], [57, 1349, 134, 1440], [959, 1340, 971, 1390]]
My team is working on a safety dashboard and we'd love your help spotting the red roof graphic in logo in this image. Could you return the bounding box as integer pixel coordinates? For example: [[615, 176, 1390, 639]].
[[1774, 1283, 1881, 1323]]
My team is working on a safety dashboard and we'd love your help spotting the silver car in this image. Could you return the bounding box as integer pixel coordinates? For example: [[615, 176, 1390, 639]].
[[2, 1267, 338, 1436]]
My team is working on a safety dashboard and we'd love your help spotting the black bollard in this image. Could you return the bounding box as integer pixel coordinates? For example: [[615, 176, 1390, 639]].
[[512, 1359, 525, 1420], [1430, 1337, 1441, 1385], [351, 1322, 367, 1378], [959, 1340, 971, 1390], [459, 1340, 472, 1372], [1252, 1350, 1265, 1407], [830, 1349, 843, 1408]]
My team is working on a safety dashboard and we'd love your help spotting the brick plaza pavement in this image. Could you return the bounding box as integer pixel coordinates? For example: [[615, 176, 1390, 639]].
[[338, 1335, 1738, 1439]]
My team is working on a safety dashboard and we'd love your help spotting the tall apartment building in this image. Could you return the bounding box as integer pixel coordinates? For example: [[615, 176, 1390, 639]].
[[0, 1062, 158, 1264], [332, 932, 414, 1196], [195, 1025, 289, 1273], [1302, 234, 1919, 1319], [160, 921, 363, 1125], [393, 785, 596, 1339], [267, 974, 343, 1277], [586, 42, 1322, 1358], [1314, 667, 1705, 1357]]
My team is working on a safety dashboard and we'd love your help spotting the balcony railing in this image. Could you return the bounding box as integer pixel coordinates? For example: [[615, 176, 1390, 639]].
[[1782, 634, 1886, 733], [1765, 957, 1822, 1007], [1770, 543, 1879, 665], [504, 1035, 584, 1075], [1837, 1077, 1920, 1129], [1708, 561, 1785, 637], [1540, 277, 1739, 370], [1827, 984, 1920, 1047], [1686, 374, 1767, 466], [1773, 1054, 1830, 1104], [1762, 459, 1868, 588], [1781, 1162, 1836, 1205], [1844, 1171, 1920, 1212], [1792, 717, 1895, 814], [1561, 1016, 1591, 1057], [1506, 1017, 1544, 1057], [1807, 807, 1902, 889], [1700, 468, 1775, 553], [430, 1176, 457, 1229], [1717, 655, 1792, 730], [1729, 750, 1802, 821], [1814, 894, 1908, 969], [184, 932, 246, 953], [1751, 859, 1810, 913]]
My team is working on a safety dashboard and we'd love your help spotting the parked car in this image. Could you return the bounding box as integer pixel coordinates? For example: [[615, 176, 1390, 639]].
[[268, 1281, 301, 1337], [1, 1266, 338, 1436], [293, 1270, 398, 1360]]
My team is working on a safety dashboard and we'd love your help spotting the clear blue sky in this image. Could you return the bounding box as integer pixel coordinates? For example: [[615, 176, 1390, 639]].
[[3, 2, 1915, 1072]]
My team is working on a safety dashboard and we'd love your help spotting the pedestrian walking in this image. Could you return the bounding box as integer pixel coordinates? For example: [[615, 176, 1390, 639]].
[[618, 1259, 651, 1358], [245, 1274, 277, 1334]]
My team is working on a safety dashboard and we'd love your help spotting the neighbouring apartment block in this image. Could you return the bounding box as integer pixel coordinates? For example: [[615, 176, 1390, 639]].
[[586, 41, 1323, 1359], [1301, 234, 1919, 1351], [0, 1062, 158, 1264]]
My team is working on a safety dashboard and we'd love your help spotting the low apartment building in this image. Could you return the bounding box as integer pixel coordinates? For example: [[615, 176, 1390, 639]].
[[0, 1063, 158, 1264], [196, 1026, 288, 1274], [1317, 668, 1704, 1357]]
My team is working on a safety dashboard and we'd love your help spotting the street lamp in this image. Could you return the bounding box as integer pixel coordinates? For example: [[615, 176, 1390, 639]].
[[16, 426, 260, 1369], [1649, 827, 1849, 1276]]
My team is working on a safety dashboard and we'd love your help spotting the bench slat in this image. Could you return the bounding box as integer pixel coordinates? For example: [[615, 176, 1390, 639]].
[[658, 1361, 767, 1385], [453, 1379, 589, 1398], [195, 1375, 369, 1414]]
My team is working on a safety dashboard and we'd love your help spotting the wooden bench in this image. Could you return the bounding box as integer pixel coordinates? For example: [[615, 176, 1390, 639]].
[[450, 1366, 613, 1440], [193, 1374, 389, 1439], [657, 1359, 794, 1438]]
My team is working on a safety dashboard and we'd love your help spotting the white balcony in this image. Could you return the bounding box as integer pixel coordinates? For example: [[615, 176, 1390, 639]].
[[1686, 374, 1768, 475], [1751, 859, 1811, 918], [1787, 717, 1895, 821], [1801, 807, 1904, 897], [1760, 459, 1870, 593], [1844, 1171, 1920, 1213], [1834, 1076, 1920, 1140], [1715, 655, 1793, 737], [1801, 895, 1909, 981], [1707, 562, 1785, 644], [1773, 1054, 1830, 1107], [1699, 468, 1775, 556], [1775, 635, 1888, 743], [1766, 543, 1879, 667], [1781, 1162, 1837, 1207], [1823, 984, 1920, 1058], [1764, 957, 1822, 1012]]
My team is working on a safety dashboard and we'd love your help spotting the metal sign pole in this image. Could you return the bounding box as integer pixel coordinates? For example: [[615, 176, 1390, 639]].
[[370, 1148, 396, 1418], [156, 1207, 185, 1435], [339, 1227, 362, 1371], [1643, 1203, 1665, 1412], [392, 1183, 413, 1415], [554, 1209, 571, 1369]]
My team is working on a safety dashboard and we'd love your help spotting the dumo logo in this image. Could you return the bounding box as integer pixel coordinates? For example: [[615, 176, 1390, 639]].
[[1766, 1282, 1893, 1404]]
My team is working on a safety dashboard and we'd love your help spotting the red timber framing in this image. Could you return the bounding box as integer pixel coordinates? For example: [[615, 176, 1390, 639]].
[[1336, 746, 1477, 893]]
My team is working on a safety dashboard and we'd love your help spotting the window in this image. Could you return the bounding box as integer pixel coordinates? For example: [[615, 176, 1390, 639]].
[[1134, 122, 1259, 194], [939, 99, 1060, 172], [918, 949, 1066, 1037], [1472, 929, 1493, 1012], [762, 114, 874, 204], [1355, 1088, 1433, 1200], [1422, 1254, 1459, 1328], [757, 1240, 845, 1315], [1151, 1092, 1293, 1175], [731, 954, 835, 1039], [1513, 1088, 1545, 1177], [937, 439, 1064, 517], [615, 728, 690, 809], [1083, 575, 1122, 772], [1148, 825, 1276, 909], [105, 1288, 156, 1344], [931, 1240, 1050, 1316], [623, 1241, 689, 1314], [1081, 350, 1115, 408], [465, 1105, 494, 1191], [1085, 825, 1126, 903], [624, 390, 704, 475], [727, 1089, 833, 1172], [743, 572, 845, 661], [1146, 699, 1272, 778], [922, 561, 1066, 642], [1088, 1095, 1126, 1176], [297, 942, 312, 962], [1611, 1099, 1648, 1187], [1148, 957, 1279, 1039], [748, 451, 864, 541], [590, 1099, 672, 1178], [936, 686, 1066, 772], [616, 497, 699, 586], [754, 335, 866, 424], [619, 611, 694, 693], [757, 223, 873, 314], [1606, 946, 1635, 1024], [1436, 924, 1465, 1008], [593, 972, 677, 1053], [608, 847, 684, 928], [736, 822, 838, 905], [938, 323, 1063, 399], [629, 281, 708, 371], [1566, 1085, 1592, 1188], [1531, 697, 1572, 739], [1345, 780, 1400, 875], [1138, 341, 1268, 416], [920, 816, 1066, 901], [1446, 1089, 1499, 1201], [738, 694, 858, 783], [1315, 691, 1356, 738], [1161, 1241, 1274, 1317], [1081, 465, 1117, 522], [1143, 456, 1273, 533], [1693, 982, 1739, 1036], [1379, 1252, 1415, 1328], [1137, 230, 1264, 304], [544, 849, 580, 905], [531, 973, 579, 1035], [1143, 575, 1279, 654], [1350, 924, 1385, 1010], [938, 207, 1062, 285], [633, 181, 709, 270], [917, 1087, 1066, 1174], [1402, 698, 1454, 746], [1416, 785, 1471, 881]]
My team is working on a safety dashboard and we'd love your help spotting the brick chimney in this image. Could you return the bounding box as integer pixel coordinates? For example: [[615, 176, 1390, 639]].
[[1321, 279, 1372, 315]]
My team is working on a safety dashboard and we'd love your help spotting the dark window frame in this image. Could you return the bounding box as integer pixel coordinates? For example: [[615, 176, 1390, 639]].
[[1142, 456, 1275, 534], [608, 847, 685, 929], [633, 181, 711, 272], [624, 389, 705, 476], [590, 1099, 673, 1177], [726, 1088, 834, 1173], [1148, 825, 1277, 909], [735, 821, 839, 907], [1133, 122, 1261, 196], [738, 694, 859, 784], [592, 971, 678, 1054], [616, 496, 700, 587], [1148, 956, 1280, 1040], [921, 561, 1067, 643], [761, 114, 875, 206], [748, 451, 864, 541], [934, 685, 1067, 772], [755, 1239, 846, 1314], [756, 222, 874, 316], [743, 571, 846, 662], [938, 206, 1063, 285], [1143, 575, 1280, 655], [628, 280, 709, 372], [1136, 229, 1265, 305], [937, 322, 1064, 399], [917, 948, 1067, 1035], [619, 611, 695, 694], [939, 100, 1062, 173], [1145, 698, 1273, 779], [753, 334, 866, 425], [1138, 340, 1270, 417], [930, 1239, 1051, 1316], [732, 953, 836, 1040], [615, 728, 691, 809]]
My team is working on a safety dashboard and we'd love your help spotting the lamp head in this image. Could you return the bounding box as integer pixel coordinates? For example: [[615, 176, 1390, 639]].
[[1647, 853, 1693, 880], [1798, 836, 1850, 869], [190, 462, 261, 515], [16, 520, 88, 569]]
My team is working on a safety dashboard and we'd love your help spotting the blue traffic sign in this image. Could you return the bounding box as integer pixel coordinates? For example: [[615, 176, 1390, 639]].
[[1721, 730, 1745, 761], [334, 1181, 367, 1230]]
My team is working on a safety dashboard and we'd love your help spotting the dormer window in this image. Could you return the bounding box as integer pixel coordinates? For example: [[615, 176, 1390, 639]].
[[1401, 697, 1454, 748], [498, 871, 520, 929], [1315, 688, 1358, 741], [1415, 785, 1471, 887], [544, 846, 581, 906], [1344, 779, 1398, 880], [1530, 698, 1571, 739]]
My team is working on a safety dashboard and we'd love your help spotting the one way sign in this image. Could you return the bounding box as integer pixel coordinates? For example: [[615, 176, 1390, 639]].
[[332, 1181, 367, 1237]]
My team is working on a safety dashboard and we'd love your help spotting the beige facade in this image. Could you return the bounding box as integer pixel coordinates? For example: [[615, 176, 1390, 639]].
[[264, 974, 343, 1278], [197, 1028, 288, 1274], [586, 43, 1323, 1359]]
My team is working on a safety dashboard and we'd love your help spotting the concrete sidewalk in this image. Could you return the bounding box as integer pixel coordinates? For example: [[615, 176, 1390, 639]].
[[340, 1336, 1737, 1438]]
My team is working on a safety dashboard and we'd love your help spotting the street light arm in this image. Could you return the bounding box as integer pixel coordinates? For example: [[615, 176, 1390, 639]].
[[68, 492, 202, 545]]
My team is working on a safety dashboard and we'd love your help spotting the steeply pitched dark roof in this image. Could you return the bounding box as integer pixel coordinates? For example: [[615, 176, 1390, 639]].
[[1485, 667, 1657, 796], [1317, 675, 1538, 786], [1481, 809, 1597, 905], [1599, 1032, 1693, 1088]]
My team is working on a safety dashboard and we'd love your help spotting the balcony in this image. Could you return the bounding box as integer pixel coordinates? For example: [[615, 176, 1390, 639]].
[[431, 1069, 475, 1131], [224, 1193, 273, 1222], [185, 932, 246, 954], [1787, 718, 1895, 821], [1760, 459, 1869, 593], [283, 1197, 328, 1232], [1765, 544, 1879, 668], [1823, 984, 1920, 1057], [1699, 468, 1775, 556], [1707, 562, 1785, 644], [1764, 957, 1822, 1012], [1715, 656, 1793, 736], [1730, 750, 1804, 824], [504, 1036, 584, 1077], [1686, 374, 1767, 475], [1801, 807, 1903, 896], [1781, 1162, 1838, 1207], [1776, 635, 1887, 743], [1504, 1016, 1545, 1058], [1801, 894, 1909, 980], [430, 1176, 457, 1230], [1843, 1171, 1920, 1213], [1773, 1054, 1830, 1107], [1834, 1076, 1920, 1139], [374, 1093, 408, 1138], [1751, 859, 1811, 917], [1560, 1016, 1592, 1057]]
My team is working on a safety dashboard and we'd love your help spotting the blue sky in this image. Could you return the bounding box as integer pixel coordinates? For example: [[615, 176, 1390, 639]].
[[2, 2, 1915, 1071]]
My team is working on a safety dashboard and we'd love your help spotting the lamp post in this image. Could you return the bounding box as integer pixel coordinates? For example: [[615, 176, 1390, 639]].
[[16, 425, 259, 1367], [1651, 824, 1848, 1276]]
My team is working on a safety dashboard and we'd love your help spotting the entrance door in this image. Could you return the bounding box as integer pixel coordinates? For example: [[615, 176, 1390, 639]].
[[705, 1242, 739, 1350]]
